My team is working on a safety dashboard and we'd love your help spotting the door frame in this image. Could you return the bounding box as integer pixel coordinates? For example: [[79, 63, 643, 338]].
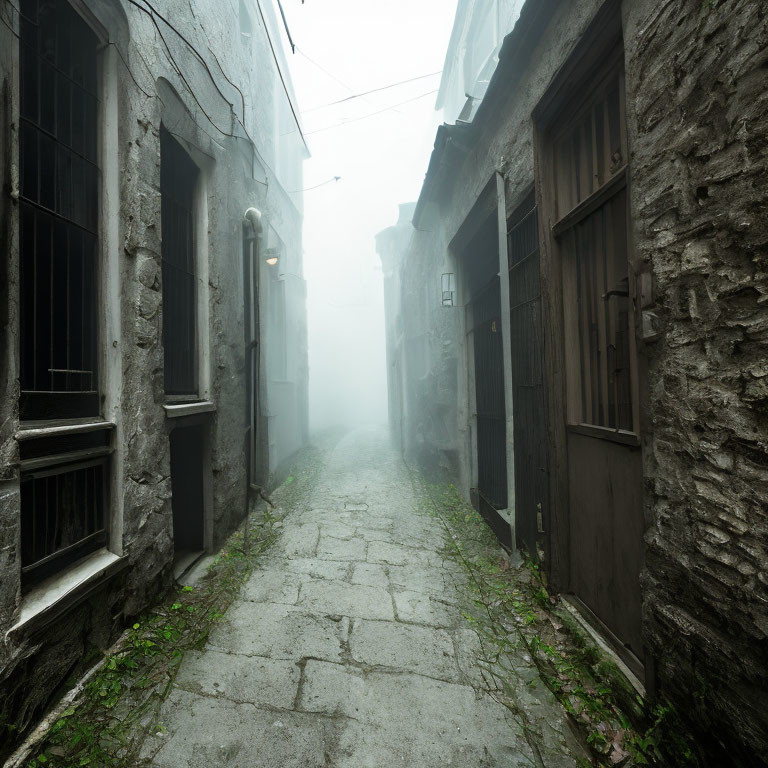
[[532, 0, 650, 678]]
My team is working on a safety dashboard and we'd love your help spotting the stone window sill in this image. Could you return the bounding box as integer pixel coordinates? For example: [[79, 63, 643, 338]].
[[7, 549, 129, 640], [163, 401, 216, 419], [16, 419, 115, 440]]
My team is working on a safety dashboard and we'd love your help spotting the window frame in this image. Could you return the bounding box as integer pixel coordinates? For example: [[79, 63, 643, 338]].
[[547, 50, 640, 442], [17, 0, 104, 422], [15, 0, 124, 593], [160, 126, 202, 401]]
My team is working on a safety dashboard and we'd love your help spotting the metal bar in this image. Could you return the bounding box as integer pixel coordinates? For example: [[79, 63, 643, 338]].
[[21, 446, 112, 474], [21, 529, 106, 574]]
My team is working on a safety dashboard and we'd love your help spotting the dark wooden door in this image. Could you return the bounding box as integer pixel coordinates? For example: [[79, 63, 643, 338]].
[[545, 61, 645, 664], [472, 279, 510, 547], [561, 182, 645, 663], [507, 196, 548, 558]]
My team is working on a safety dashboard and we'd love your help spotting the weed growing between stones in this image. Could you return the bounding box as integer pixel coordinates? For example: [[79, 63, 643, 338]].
[[19, 438, 335, 768], [412, 476, 702, 768], [21, 510, 279, 768]]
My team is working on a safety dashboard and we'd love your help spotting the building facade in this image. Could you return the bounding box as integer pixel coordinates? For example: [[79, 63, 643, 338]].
[[0, 0, 308, 756], [379, 0, 768, 762]]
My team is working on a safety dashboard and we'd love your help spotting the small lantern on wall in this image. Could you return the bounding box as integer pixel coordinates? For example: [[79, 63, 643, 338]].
[[441, 273, 456, 307], [265, 247, 279, 266]]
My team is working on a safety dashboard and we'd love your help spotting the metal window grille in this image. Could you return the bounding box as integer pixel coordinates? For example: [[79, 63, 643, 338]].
[[18, 0, 101, 420], [472, 279, 508, 512], [507, 195, 549, 555], [161, 128, 199, 396], [21, 458, 108, 587]]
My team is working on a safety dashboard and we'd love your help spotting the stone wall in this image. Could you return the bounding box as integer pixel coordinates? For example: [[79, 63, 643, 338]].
[[385, 0, 767, 761], [625, 0, 768, 760], [0, 0, 307, 757]]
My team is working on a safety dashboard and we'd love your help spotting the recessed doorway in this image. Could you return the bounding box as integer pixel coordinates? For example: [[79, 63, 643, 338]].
[[170, 424, 206, 576]]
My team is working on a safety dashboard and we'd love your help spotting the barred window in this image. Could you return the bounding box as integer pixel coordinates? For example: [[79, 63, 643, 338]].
[[18, 0, 101, 420], [21, 458, 108, 587], [161, 127, 199, 397]]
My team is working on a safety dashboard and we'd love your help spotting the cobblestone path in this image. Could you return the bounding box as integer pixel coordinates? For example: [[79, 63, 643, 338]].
[[141, 427, 585, 767]]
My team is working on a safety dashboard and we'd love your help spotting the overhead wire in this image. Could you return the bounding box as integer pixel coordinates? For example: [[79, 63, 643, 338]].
[[123, 0, 277, 185], [303, 70, 442, 113], [304, 88, 439, 136], [296, 45, 403, 116], [289, 176, 341, 193], [253, 0, 308, 148], [185, 0, 247, 124], [296, 46, 356, 94]]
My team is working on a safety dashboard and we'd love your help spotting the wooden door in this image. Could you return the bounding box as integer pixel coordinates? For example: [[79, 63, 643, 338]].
[[551, 61, 645, 662]]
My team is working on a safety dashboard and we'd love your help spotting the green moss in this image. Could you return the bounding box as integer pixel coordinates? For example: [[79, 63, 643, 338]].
[[412, 472, 702, 768], [21, 439, 331, 768]]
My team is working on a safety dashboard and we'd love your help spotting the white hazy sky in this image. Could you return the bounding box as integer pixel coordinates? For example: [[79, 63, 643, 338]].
[[277, 0, 457, 431]]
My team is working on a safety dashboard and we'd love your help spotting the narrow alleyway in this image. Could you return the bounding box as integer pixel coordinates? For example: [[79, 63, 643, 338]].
[[139, 427, 585, 767]]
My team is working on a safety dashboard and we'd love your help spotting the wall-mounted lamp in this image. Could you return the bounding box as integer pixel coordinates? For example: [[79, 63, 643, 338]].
[[265, 247, 279, 266]]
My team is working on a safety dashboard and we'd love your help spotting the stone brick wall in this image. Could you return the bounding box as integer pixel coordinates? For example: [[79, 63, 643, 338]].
[[625, 0, 768, 760], [0, 0, 306, 757]]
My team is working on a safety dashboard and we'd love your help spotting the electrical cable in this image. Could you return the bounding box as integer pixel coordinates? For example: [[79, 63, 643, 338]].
[[289, 176, 341, 193], [125, 0, 275, 184], [304, 88, 439, 136], [295, 45, 402, 117], [132, 0, 240, 121], [303, 70, 442, 113], [10, 0, 293, 190], [296, 46, 356, 94], [253, 0, 308, 148], [185, 0, 247, 124]]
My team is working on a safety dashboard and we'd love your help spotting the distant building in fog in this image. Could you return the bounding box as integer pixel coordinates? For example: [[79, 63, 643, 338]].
[[0, 0, 308, 755]]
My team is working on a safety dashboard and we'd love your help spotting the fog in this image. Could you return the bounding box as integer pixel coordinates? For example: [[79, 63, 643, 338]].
[[279, 0, 457, 432]]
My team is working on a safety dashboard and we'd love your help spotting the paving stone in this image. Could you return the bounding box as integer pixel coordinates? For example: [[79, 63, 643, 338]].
[[350, 562, 389, 588], [280, 556, 351, 581], [274, 523, 320, 558], [355, 527, 397, 543], [348, 618, 460, 682], [142, 690, 332, 768], [331, 720, 535, 768], [298, 666, 535, 765], [297, 579, 394, 620], [386, 563, 456, 598], [174, 649, 300, 708], [367, 540, 431, 566], [208, 602, 343, 662], [317, 521, 358, 540], [300, 659, 509, 730], [241, 569, 303, 605], [144, 427, 587, 768], [315, 534, 367, 562], [394, 589, 458, 627]]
